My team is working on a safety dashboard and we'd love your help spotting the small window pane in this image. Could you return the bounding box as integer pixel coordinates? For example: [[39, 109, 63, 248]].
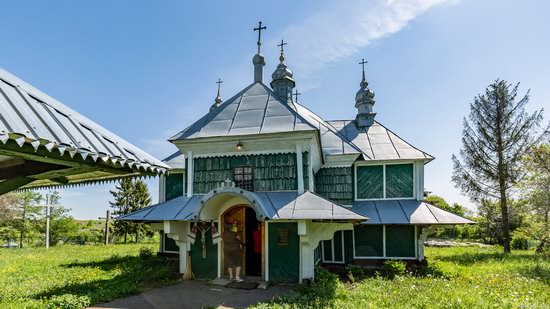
[[386, 225, 415, 257], [354, 225, 383, 257], [333, 231, 343, 262], [323, 240, 333, 261], [356, 166, 384, 199]]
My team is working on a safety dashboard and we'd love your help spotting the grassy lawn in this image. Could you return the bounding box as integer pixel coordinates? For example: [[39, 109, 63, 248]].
[[254, 246, 550, 308], [0, 244, 179, 309], [1, 245, 548, 308]]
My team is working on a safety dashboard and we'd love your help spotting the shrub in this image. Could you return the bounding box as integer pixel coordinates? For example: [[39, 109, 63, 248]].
[[511, 232, 530, 250], [345, 264, 365, 282], [46, 294, 90, 309], [139, 246, 154, 259], [411, 262, 447, 278], [382, 260, 406, 279]]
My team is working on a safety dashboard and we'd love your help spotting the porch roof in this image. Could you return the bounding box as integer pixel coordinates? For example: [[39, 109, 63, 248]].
[[352, 200, 474, 225], [118, 190, 367, 222]]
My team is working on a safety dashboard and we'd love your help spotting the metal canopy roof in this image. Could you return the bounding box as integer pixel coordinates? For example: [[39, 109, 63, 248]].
[[118, 190, 367, 222], [0, 67, 168, 192], [352, 200, 474, 225], [168, 81, 432, 163]]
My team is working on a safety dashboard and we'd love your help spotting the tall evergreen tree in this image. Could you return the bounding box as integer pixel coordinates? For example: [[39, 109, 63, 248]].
[[452, 79, 547, 253], [110, 178, 135, 243], [130, 179, 152, 243]]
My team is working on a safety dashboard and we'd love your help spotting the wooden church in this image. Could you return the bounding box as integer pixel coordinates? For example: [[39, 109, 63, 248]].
[[120, 23, 472, 283]]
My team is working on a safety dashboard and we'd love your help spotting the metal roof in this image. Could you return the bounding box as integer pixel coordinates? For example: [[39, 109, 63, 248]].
[[118, 190, 367, 222], [168, 81, 432, 162], [163, 150, 185, 169], [169, 83, 317, 141], [352, 200, 474, 225], [325, 120, 433, 161], [0, 67, 168, 189]]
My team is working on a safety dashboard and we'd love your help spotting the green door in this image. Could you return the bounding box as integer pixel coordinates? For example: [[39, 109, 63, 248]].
[[190, 225, 218, 278], [268, 222, 299, 282]]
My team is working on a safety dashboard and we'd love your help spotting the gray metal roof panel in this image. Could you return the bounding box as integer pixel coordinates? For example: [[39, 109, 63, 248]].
[[162, 150, 186, 169], [0, 67, 168, 179], [353, 200, 473, 224]]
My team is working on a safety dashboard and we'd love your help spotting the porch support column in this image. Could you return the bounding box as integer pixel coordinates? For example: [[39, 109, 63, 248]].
[[186, 151, 193, 197], [296, 144, 304, 194], [417, 226, 435, 261], [164, 221, 191, 274]]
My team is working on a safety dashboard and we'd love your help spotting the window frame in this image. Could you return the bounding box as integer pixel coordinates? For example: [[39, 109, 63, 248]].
[[321, 231, 345, 264], [233, 165, 254, 191], [354, 161, 416, 201], [352, 225, 418, 260]]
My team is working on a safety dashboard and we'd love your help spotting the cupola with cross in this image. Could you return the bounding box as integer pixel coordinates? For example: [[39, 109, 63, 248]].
[[355, 58, 376, 129], [210, 78, 223, 111], [270, 39, 296, 103], [252, 21, 267, 83]]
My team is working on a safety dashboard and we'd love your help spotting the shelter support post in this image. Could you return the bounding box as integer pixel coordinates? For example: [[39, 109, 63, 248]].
[[163, 221, 191, 274], [297, 220, 353, 282], [417, 226, 435, 261]]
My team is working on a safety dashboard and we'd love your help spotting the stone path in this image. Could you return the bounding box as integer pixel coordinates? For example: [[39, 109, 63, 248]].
[[90, 280, 292, 309]]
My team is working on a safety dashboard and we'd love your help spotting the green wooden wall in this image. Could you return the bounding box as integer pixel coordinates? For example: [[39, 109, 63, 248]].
[[193, 153, 309, 194], [268, 222, 299, 282], [314, 167, 353, 205], [190, 225, 218, 278], [165, 173, 184, 201]]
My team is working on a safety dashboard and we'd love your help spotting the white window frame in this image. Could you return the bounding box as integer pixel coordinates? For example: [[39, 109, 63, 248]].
[[354, 161, 416, 201], [321, 231, 345, 264], [352, 225, 418, 260]]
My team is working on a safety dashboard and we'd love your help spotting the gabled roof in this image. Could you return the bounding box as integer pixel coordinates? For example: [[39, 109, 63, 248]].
[[162, 150, 185, 169], [0, 67, 168, 190], [169, 82, 317, 141], [352, 200, 474, 225], [118, 190, 367, 222]]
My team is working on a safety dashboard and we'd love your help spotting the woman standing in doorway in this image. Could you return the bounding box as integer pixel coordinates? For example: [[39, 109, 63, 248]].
[[222, 221, 244, 282]]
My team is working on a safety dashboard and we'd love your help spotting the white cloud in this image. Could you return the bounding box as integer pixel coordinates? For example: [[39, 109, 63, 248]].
[[270, 0, 454, 90]]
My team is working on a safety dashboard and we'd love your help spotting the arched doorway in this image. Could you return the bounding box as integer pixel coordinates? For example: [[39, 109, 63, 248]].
[[221, 205, 263, 277]]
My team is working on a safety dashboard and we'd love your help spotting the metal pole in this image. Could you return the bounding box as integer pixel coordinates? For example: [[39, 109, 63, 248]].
[[45, 195, 50, 249], [104, 210, 110, 245]]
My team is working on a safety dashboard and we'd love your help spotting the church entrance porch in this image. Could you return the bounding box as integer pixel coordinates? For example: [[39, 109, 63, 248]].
[[221, 205, 263, 278]]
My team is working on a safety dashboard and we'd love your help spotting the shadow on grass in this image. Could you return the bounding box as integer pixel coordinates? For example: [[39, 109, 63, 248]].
[[435, 251, 543, 266], [517, 263, 550, 286], [34, 254, 180, 305]]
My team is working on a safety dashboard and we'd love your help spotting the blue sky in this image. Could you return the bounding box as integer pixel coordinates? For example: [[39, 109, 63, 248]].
[[1, 0, 548, 219]]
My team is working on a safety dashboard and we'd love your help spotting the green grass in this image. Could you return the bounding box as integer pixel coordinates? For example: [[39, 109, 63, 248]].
[[253, 246, 550, 308], [0, 244, 180, 308]]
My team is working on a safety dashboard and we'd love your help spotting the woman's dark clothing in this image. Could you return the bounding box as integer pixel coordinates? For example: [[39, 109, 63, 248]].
[[222, 231, 242, 267]]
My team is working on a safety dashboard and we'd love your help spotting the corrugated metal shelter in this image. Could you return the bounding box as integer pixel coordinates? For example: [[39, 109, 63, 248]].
[[0, 67, 168, 194]]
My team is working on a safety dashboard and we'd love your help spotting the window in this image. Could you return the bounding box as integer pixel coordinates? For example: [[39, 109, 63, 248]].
[[353, 225, 417, 259], [165, 173, 184, 201], [353, 225, 384, 257], [234, 165, 253, 191], [385, 226, 416, 257], [355, 163, 414, 200], [322, 231, 344, 263]]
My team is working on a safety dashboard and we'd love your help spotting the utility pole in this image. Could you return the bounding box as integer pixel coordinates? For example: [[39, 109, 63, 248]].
[[99, 210, 113, 245], [40, 193, 60, 249]]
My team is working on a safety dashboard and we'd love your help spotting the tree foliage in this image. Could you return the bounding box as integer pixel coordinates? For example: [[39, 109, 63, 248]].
[[110, 178, 152, 243], [423, 195, 466, 216], [452, 79, 547, 252]]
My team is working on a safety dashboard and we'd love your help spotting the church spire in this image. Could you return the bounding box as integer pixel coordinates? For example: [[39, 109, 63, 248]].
[[210, 78, 223, 111], [252, 21, 266, 83], [270, 39, 295, 103], [355, 58, 376, 129]]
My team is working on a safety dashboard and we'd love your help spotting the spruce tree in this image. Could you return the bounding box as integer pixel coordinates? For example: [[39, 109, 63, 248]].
[[130, 179, 152, 243], [109, 178, 135, 243], [452, 79, 547, 253]]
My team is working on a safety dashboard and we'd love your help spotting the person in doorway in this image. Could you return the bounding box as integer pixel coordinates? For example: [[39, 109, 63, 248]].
[[222, 222, 243, 282]]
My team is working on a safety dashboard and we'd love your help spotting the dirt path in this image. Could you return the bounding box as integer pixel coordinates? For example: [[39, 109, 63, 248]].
[[90, 280, 292, 309]]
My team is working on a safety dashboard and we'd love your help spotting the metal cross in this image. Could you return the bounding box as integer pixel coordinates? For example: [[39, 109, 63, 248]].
[[277, 39, 287, 54], [216, 78, 223, 92], [253, 21, 267, 54], [359, 58, 368, 80], [293, 90, 301, 103]]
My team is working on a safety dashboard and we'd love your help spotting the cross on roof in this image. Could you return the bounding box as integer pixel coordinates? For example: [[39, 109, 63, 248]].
[[216, 78, 223, 95], [293, 89, 301, 103], [277, 39, 287, 54], [359, 58, 368, 80], [253, 21, 267, 54]]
